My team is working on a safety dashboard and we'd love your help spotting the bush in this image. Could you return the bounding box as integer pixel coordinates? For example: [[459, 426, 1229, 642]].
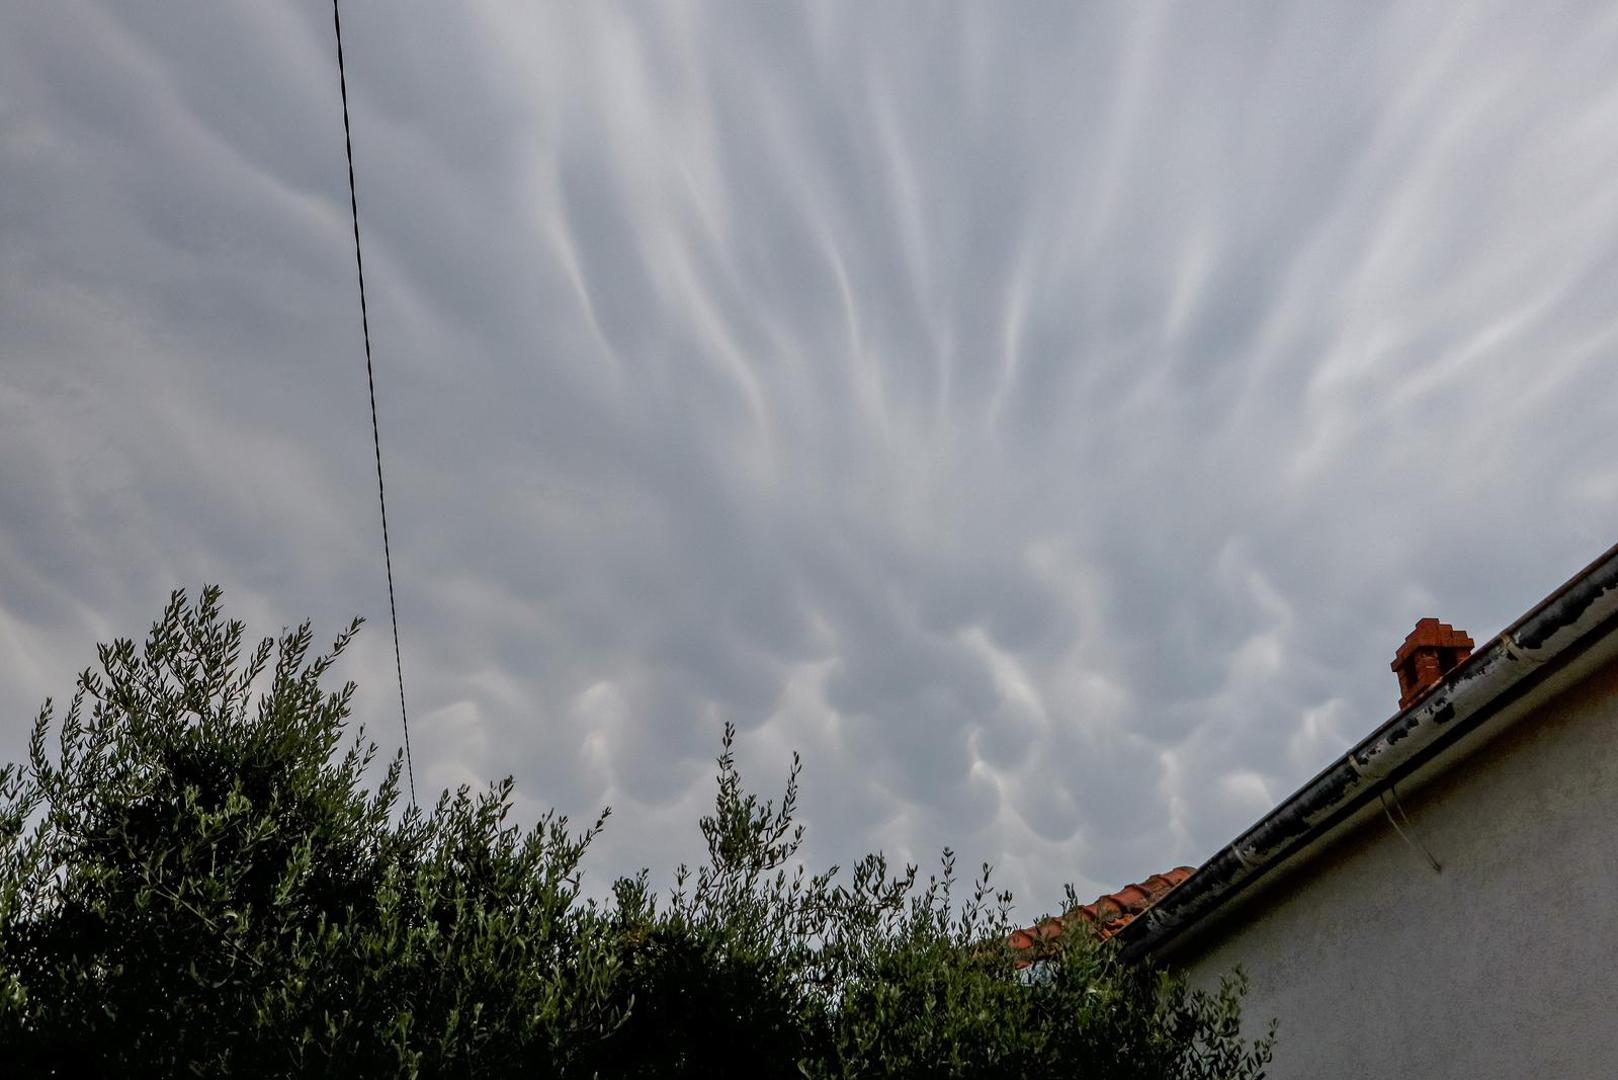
[[0, 587, 1273, 1077]]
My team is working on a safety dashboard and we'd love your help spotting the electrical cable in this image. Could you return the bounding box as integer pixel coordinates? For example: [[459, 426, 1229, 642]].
[[332, 0, 417, 807], [1381, 785, 1440, 874]]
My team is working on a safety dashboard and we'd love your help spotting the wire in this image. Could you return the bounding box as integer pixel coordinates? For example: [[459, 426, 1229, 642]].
[[1380, 785, 1440, 874], [333, 0, 417, 807]]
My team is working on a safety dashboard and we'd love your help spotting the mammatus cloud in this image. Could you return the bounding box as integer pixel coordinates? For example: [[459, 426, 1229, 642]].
[[4, 1, 1617, 912]]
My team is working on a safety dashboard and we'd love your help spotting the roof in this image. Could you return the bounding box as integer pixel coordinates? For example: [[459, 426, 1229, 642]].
[[1007, 866, 1194, 960], [1115, 538, 1618, 962]]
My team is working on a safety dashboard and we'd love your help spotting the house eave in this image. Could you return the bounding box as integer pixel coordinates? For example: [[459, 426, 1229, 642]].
[[1117, 539, 1618, 964]]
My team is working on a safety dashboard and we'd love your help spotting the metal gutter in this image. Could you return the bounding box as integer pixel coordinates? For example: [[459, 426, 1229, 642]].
[[1117, 540, 1618, 963]]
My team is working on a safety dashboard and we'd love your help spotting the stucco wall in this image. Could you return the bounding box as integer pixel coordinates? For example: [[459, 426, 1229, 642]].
[[1173, 652, 1618, 1079]]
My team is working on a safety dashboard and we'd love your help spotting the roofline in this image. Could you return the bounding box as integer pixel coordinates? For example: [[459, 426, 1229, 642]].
[[1118, 539, 1618, 963]]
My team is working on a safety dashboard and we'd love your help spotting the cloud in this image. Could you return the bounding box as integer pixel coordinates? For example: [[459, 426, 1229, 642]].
[[4, 0, 1618, 915]]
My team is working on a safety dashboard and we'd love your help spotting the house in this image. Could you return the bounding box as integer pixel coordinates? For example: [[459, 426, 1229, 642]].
[[1025, 540, 1618, 1077]]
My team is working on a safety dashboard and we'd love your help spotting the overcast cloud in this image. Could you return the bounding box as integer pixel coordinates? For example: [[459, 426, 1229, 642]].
[[3, 1, 1617, 914]]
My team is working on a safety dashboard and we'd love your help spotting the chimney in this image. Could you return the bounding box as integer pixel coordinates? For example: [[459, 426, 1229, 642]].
[[1391, 618, 1475, 710]]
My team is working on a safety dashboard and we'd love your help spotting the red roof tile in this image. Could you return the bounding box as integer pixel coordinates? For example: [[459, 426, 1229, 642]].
[[1007, 866, 1194, 961]]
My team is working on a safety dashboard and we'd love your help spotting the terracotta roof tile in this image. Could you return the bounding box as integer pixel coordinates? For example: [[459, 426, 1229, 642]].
[[1007, 866, 1194, 961]]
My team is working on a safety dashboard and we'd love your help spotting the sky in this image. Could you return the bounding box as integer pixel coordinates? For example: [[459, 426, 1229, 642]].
[[3, 1, 1617, 916]]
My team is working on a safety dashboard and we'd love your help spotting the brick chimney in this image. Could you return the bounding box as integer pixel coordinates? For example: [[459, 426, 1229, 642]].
[[1391, 618, 1475, 710]]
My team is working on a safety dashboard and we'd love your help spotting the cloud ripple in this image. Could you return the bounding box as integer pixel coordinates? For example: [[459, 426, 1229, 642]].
[[3, 1, 1617, 911]]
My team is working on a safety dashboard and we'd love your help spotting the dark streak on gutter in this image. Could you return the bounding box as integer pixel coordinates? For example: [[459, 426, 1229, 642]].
[[1118, 540, 1618, 964]]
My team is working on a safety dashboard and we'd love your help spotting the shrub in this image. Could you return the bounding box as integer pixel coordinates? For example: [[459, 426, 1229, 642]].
[[0, 588, 1273, 1077]]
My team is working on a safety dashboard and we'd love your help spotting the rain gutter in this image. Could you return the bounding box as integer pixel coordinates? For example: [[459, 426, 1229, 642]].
[[1117, 540, 1618, 963]]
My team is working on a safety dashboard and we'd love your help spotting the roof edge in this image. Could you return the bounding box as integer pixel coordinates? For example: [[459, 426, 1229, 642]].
[[1118, 539, 1618, 963]]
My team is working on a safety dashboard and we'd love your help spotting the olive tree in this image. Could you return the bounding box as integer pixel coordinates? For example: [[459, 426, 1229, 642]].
[[0, 588, 1273, 1078]]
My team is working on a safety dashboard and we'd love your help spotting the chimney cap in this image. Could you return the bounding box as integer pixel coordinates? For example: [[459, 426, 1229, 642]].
[[1390, 618, 1475, 670]]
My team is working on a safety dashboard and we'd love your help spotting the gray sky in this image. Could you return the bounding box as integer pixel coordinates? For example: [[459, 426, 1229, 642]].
[[3, 1, 1617, 915]]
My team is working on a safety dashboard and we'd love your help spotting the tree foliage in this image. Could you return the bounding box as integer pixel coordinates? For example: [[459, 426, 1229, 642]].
[[0, 588, 1273, 1077]]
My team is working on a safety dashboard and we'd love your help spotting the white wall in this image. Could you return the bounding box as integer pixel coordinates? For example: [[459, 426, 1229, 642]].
[[1172, 651, 1618, 1079]]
